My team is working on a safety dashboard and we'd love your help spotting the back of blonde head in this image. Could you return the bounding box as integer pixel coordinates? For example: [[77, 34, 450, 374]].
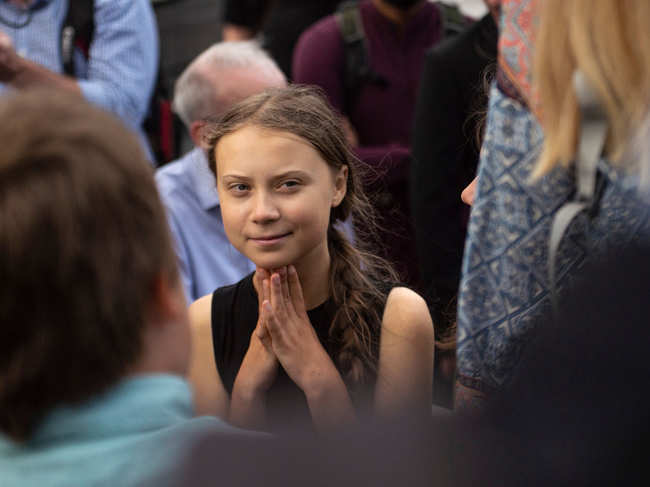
[[534, 0, 650, 176]]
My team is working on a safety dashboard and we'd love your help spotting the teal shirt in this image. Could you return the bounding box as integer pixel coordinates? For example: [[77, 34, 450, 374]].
[[0, 375, 244, 487]]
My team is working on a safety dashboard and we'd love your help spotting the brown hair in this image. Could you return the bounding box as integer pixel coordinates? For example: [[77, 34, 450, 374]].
[[533, 0, 650, 176], [205, 85, 399, 384], [0, 90, 178, 442]]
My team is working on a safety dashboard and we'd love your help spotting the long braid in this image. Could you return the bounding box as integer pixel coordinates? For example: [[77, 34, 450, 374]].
[[327, 226, 384, 384]]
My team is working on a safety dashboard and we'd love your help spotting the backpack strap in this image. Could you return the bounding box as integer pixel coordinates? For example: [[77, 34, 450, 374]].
[[548, 71, 609, 312], [61, 0, 95, 76], [335, 1, 386, 112], [436, 2, 466, 39]]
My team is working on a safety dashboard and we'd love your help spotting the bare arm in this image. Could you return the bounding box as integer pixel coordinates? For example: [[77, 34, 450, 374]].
[[188, 295, 229, 418], [374, 287, 434, 420]]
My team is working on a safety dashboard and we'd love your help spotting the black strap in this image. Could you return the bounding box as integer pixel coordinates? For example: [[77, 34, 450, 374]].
[[61, 0, 95, 76], [548, 71, 609, 313], [335, 1, 386, 112]]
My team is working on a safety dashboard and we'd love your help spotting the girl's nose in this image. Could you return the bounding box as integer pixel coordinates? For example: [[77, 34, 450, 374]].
[[251, 191, 280, 223]]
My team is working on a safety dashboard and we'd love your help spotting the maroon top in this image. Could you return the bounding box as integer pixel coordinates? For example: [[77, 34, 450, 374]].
[[293, 0, 441, 150], [293, 1, 443, 284]]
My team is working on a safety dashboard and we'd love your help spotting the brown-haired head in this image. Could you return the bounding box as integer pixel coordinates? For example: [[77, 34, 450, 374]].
[[205, 85, 399, 385], [0, 90, 178, 442]]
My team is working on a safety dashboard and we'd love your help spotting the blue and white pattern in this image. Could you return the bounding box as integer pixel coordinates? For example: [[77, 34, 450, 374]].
[[457, 85, 650, 392]]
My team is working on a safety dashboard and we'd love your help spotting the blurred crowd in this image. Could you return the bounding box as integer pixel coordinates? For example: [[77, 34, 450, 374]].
[[1, 0, 649, 485]]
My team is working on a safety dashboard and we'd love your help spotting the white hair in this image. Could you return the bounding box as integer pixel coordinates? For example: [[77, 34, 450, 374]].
[[173, 41, 286, 128]]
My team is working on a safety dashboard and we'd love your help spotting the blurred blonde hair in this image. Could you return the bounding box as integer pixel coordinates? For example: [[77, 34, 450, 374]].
[[533, 0, 650, 176]]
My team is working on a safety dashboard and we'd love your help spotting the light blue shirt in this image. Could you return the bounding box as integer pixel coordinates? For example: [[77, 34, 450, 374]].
[[156, 147, 256, 302], [0, 375, 247, 487], [0, 0, 158, 157]]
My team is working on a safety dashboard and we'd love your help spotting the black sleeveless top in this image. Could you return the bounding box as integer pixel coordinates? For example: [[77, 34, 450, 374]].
[[211, 272, 381, 431]]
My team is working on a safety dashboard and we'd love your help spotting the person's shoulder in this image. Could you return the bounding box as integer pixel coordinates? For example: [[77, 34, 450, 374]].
[[427, 14, 489, 61], [298, 10, 342, 47], [155, 153, 198, 206], [188, 293, 213, 334], [382, 287, 434, 341]]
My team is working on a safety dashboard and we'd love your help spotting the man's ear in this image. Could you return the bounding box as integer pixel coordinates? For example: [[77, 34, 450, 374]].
[[332, 165, 348, 207], [189, 120, 207, 148], [147, 271, 187, 328]]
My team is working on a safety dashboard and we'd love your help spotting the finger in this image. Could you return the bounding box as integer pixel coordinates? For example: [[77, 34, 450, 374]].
[[262, 300, 279, 338], [288, 265, 307, 316], [280, 267, 290, 303], [262, 278, 270, 305], [254, 268, 269, 305], [270, 273, 287, 317]]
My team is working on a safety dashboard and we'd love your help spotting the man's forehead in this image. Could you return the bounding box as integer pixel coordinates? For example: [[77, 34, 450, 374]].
[[215, 67, 285, 102]]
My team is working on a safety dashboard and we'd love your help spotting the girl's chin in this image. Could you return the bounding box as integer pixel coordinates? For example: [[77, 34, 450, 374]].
[[250, 257, 295, 271]]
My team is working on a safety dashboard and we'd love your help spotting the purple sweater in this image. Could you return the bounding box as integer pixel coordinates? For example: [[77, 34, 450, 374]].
[[293, 1, 443, 284], [293, 0, 441, 151]]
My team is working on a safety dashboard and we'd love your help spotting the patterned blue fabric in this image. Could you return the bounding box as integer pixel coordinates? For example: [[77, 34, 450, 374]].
[[155, 147, 255, 302], [0, 0, 158, 156], [0, 375, 249, 487], [457, 85, 650, 392]]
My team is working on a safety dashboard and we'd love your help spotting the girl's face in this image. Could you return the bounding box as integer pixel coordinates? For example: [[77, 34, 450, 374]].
[[215, 125, 347, 270]]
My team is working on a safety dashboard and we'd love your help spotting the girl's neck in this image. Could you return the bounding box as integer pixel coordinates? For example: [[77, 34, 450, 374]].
[[293, 241, 331, 310]]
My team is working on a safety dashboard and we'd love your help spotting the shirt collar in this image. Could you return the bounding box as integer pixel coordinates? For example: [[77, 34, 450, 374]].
[[13, 375, 193, 448], [186, 147, 220, 211]]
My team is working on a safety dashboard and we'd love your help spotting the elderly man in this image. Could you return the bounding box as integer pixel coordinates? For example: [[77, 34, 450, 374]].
[[0, 0, 158, 157], [156, 41, 287, 302]]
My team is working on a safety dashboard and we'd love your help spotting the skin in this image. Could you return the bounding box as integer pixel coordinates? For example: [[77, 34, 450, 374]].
[[187, 65, 287, 148], [131, 271, 192, 379], [0, 30, 81, 94], [188, 125, 434, 431], [461, 176, 477, 206]]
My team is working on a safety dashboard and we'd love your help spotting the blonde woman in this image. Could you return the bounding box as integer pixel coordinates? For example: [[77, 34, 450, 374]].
[[456, 0, 650, 408]]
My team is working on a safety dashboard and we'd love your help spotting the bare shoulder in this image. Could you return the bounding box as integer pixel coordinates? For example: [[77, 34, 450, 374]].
[[381, 287, 434, 342], [188, 293, 213, 332], [188, 293, 228, 417]]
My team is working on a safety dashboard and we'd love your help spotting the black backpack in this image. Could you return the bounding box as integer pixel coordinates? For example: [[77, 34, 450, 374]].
[[60, 0, 177, 165], [335, 1, 467, 111]]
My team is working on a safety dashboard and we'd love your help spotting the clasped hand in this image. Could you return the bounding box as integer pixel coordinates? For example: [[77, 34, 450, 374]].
[[241, 265, 335, 396]]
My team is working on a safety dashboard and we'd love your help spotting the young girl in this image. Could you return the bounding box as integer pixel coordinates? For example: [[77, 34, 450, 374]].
[[188, 86, 433, 432]]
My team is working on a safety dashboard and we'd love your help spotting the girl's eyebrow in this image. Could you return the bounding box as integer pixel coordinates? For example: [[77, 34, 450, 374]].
[[222, 170, 313, 183], [221, 174, 252, 181], [271, 170, 312, 182]]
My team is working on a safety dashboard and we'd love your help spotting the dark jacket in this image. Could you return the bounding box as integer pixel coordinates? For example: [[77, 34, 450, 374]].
[[410, 13, 498, 326]]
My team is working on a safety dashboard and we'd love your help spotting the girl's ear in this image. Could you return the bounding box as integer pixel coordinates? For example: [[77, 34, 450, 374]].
[[332, 165, 348, 208]]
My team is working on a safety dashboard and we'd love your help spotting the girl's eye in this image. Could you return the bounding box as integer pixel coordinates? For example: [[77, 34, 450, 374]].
[[229, 183, 250, 193], [279, 180, 300, 191]]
